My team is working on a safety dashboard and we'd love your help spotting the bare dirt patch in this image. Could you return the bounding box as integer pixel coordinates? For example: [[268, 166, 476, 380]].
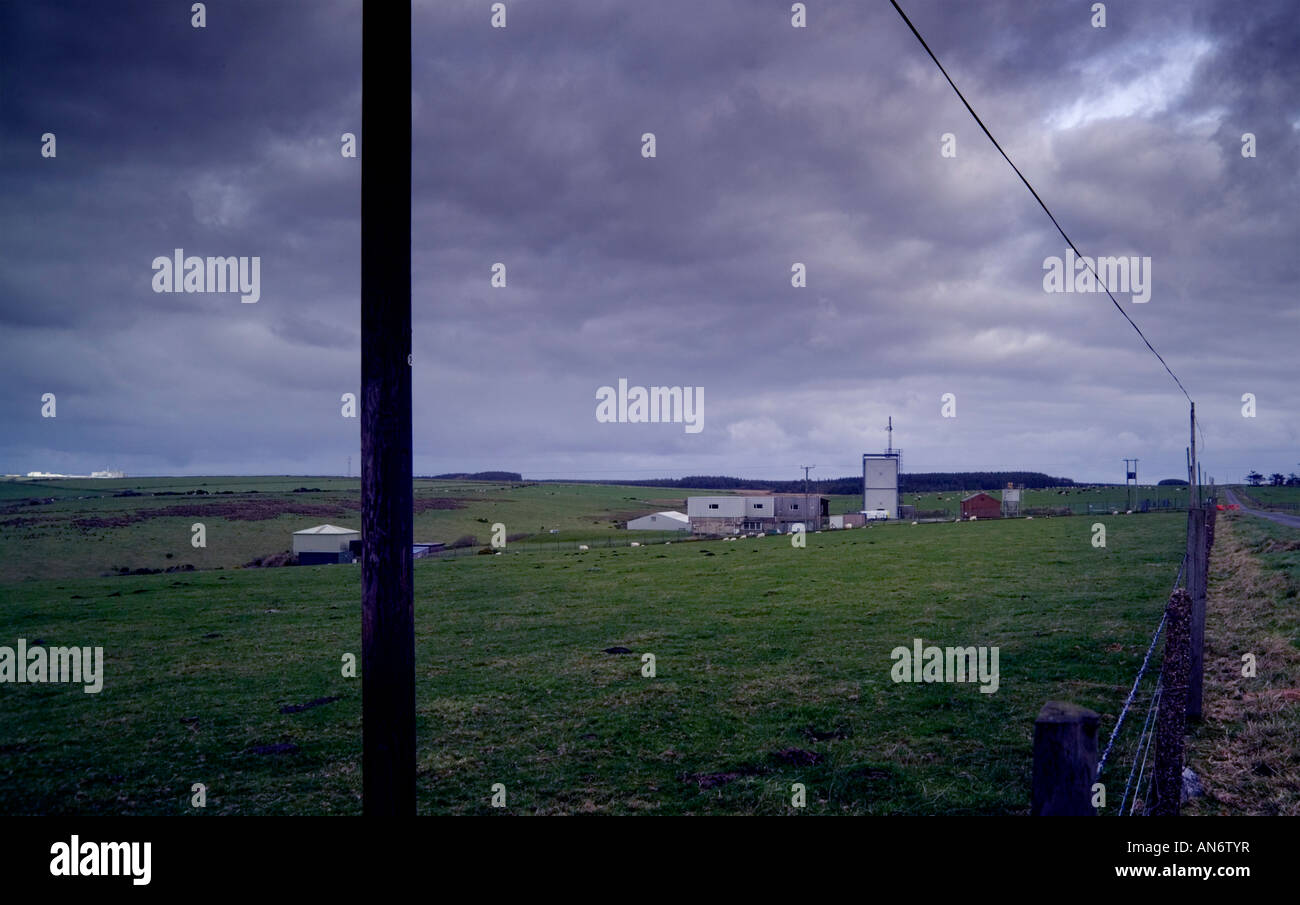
[[412, 497, 471, 513], [0, 515, 59, 528], [72, 499, 353, 530], [681, 763, 765, 789], [279, 696, 341, 715], [65, 495, 487, 532]]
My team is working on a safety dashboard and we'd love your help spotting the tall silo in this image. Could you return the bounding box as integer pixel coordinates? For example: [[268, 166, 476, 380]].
[[1001, 482, 1021, 517], [863, 453, 900, 519]]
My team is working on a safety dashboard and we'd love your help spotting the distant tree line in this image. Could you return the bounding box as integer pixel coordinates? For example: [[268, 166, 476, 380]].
[[425, 471, 523, 482], [1245, 471, 1300, 486], [896, 472, 1073, 492], [546, 471, 1074, 494]]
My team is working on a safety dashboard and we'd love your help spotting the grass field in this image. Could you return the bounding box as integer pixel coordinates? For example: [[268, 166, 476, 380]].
[[0, 477, 706, 584], [0, 501, 1187, 815], [1185, 511, 1300, 815], [0, 475, 1192, 584], [834, 486, 1192, 519], [1234, 485, 1300, 509]]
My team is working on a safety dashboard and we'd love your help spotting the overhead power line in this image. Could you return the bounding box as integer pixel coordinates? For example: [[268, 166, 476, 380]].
[[889, 0, 1194, 405]]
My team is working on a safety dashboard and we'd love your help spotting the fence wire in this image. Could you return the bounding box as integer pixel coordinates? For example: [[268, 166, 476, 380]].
[[1095, 553, 1187, 813], [1119, 679, 1162, 815]]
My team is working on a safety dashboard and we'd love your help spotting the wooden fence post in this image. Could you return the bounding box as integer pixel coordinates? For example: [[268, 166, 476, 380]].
[[1151, 588, 1191, 815], [1186, 508, 1207, 720], [1031, 701, 1099, 815]]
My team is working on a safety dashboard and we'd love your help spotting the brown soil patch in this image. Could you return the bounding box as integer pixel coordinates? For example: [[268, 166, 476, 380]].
[[681, 763, 766, 789], [770, 748, 823, 767], [0, 516, 57, 528], [35, 492, 485, 534], [412, 497, 469, 513], [73, 499, 354, 530]]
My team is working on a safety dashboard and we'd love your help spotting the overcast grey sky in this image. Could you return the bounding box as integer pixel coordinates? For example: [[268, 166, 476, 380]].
[[2, 0, 1296, 484]]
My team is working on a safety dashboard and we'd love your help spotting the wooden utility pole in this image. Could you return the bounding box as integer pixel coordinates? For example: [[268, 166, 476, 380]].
[[801, 465, 814, 530], [361, 0, 414, 816]]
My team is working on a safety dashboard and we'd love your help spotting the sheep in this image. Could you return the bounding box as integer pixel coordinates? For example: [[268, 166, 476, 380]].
[[630, 542, 640, 547], [578, 544, 589, 551]]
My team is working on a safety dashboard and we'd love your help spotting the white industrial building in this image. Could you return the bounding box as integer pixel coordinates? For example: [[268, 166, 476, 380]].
[[293, 524, 360, 565], [863, 453, 900, 520], [627, 511, 690, 531]]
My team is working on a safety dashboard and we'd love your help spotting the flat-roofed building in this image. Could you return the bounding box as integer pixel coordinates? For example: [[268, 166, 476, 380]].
[[687, 494, 828, 534]]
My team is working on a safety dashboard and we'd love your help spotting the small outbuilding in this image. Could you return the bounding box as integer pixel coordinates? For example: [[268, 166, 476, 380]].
[[960, 493, 1002, 520], [293, 524, 361, 564], [627, 511, 690, 532]]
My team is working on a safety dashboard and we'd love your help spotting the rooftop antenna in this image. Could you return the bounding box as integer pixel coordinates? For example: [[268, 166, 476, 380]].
[[886, 416, 893, 455]]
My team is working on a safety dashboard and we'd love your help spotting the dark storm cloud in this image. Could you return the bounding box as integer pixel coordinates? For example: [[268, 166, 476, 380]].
[[1, 0, 1296, 482]]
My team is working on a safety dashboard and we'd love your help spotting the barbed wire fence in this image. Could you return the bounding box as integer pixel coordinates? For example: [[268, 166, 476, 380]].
[[1097, 555, 1185, 816], [1032, 491, 1215, 816]]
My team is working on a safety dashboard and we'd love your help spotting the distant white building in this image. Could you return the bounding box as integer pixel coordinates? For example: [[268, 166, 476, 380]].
[[627, 511, 690, 532], [23, 469, 125, 479], [293, 524, 361, 565]]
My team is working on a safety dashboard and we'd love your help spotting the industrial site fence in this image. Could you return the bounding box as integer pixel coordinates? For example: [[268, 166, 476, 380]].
[[904, 499, 1190, 520]]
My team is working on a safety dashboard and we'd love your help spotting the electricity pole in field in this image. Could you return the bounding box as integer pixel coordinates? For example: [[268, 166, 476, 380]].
[[802, 465, 815, 530], [1123, 458, 1138, 511], [360, 0, 414, 816]]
